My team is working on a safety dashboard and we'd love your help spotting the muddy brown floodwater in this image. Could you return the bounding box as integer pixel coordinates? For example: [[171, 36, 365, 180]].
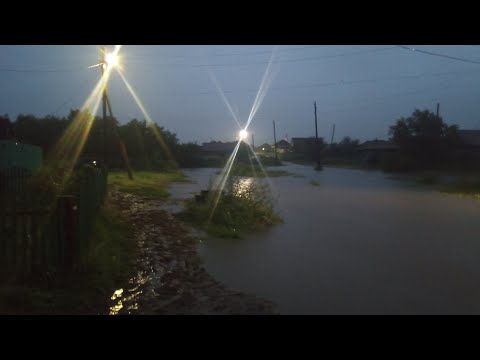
[[109, 163, 480, 315], [192, 163, 480, 315]]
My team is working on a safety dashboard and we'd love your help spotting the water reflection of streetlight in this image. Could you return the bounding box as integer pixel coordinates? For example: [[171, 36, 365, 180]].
[[233, 178, 254, 198]]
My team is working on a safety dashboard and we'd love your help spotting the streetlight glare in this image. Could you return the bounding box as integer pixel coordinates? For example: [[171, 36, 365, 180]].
[[105, 52, 118, 68], [239, 129, 248, 140]]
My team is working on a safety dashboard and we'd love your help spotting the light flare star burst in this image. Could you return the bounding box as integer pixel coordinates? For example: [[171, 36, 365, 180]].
[[207, 47, 280, 222]]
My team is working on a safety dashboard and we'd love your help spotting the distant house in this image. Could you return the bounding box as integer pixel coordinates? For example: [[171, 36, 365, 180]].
[[275, 139, 292, 153], [201, 141, 237, 154], [457, 130, 480, 149], [356, 139, 399, 152], [357, 139, 398, 166], [257, 143, 272, 152], [0, 141, 43, 171], [291, 137, 317, 154], [199, 141, 237, 163]]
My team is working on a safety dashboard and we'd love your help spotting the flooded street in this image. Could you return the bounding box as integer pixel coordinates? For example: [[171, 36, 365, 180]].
[[169, 163, 480, 314]]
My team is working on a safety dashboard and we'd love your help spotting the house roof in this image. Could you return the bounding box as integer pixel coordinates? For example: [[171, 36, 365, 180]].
[[201, 141, 237, 153], [357, 140, 399, 151], [458, 130, 480, 147], [291, 137, 315, 141]]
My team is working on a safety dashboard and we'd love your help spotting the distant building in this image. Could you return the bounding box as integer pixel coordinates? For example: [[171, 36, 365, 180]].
[[291, 137, 317, 154], [275, 139, 292, 153], [0, 141, 43, 171], [0, 139, 43, 196], [356, 139, 399, 152], [199, 141, 237, 163], [257, 143, 272, 152], [201, 141, 237, 154], [356, 139, 398, 166]]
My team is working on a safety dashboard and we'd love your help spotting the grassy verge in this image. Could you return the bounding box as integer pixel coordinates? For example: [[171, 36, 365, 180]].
[[108, 170, 188, 198], [255, 154, 284, 166], [387, 170, 480, 198], [177, 180, 282, 239], [435, 177, 480, 197]]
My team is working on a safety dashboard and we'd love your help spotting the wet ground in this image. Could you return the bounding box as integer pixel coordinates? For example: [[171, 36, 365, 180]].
[[108, 191, 277, 315]]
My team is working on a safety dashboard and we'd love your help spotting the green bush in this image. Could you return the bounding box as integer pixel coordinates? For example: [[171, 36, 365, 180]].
[[379, 153, 413, 173], [178, 178, 282, 238]]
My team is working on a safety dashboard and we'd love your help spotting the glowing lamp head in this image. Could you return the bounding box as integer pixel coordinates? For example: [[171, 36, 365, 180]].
[[105, 52, 118, 68], [239, 129, 248, 141]]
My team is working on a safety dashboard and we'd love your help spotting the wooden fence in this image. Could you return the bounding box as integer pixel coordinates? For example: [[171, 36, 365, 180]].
[[0, 166, 32, 197], [0, 166, 108, 276]]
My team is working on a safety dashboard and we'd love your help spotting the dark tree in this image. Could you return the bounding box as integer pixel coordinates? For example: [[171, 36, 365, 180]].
[[0, 116, 15, 140], [388, 109, 460, 170]]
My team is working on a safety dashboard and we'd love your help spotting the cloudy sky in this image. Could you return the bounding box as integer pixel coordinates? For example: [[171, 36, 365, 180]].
[[0, 45, 479, 145]]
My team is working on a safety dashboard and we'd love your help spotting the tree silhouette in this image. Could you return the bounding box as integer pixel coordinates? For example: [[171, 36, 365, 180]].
[[388, 109, 460, 170]]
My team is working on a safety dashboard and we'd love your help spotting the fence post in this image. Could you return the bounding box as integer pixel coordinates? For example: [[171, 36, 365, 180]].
[[57, 196, 79, 272]]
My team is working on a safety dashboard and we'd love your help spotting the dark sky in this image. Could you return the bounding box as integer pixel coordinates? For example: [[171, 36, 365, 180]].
[[0, 45, 479, 145]]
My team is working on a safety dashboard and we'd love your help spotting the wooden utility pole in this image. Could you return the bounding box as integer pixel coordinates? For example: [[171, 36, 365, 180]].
[[331, 124, 336, 145], [251, 133, 255, 148], [436, 103, 440, 117], [99, 46, 134, 180], [100, 46, 108, 166], [104, 93, 134, 180], [314, 102, 322, 170], [273, 120, 278, 161]]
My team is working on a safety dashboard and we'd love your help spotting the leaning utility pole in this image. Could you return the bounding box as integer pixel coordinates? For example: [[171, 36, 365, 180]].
[[273, 120, 278, 161], [101, 46, 108, 166], [104, 93, 134, 180], [314, 102, 322, 170], [99, 46, 134, 180]]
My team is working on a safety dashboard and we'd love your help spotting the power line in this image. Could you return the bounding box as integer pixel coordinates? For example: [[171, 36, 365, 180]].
[[49, 77, 93, 116], [319, 82, 455, 115], [126, 45, 322, 60], [193, 46, 398, 67], [0, 66, 88, 73], [213, 45, 320, 57], [123, 46, 398, 69], [396, 45, 480, 65], [141, 66, 480, 98]]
